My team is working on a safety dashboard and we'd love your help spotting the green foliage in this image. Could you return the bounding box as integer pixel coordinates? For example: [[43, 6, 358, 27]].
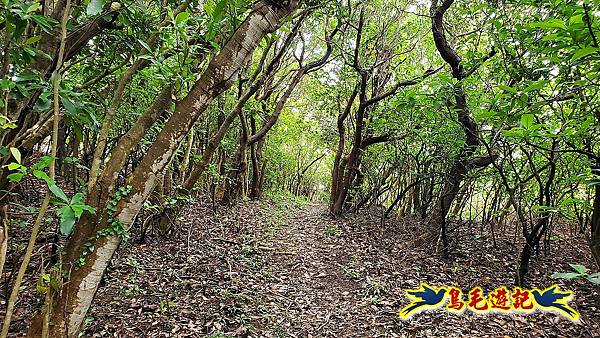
[[100, 185, 132, 239], [35, 272, 59, 294], [77, 185, 131, 268], [551, 264, 600, 285], [3, 147, 94, 235], [86, 0, 106, 16], [55, 192, 96, 236]]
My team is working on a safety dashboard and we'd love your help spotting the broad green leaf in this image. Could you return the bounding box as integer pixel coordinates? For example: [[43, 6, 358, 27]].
[[71, 204, 85, 218], [60, 97, 78, 116], [550, 272, 581, 279], [569, 263, 587, 274], [475, 110, 497, 119], [71, 192, 85, 205], [521, 114, 534, 129], [524, 80, 548, 93], [33, 170, 53, 185], [58, 206, 76, 235], [213, 0, 227, 20], [587, 273, 600, 285], [32, 156, 54, 171], [10, 147, 21, 164], [49, 184, 69, 203], [529, 19, 567, 30], [30, 15, 56, 33], [7, 173, 24, 183], [7, 163, 21, 170], [24, 35, 42, 45], [568, 14, 583, 26], [503, 128, 524, 138], [175, 12, 190, 25], [86, 0, 106, 16], [498, 85, 517, 94], [572, 47, 598, 61], [27, 2, 41, 13]]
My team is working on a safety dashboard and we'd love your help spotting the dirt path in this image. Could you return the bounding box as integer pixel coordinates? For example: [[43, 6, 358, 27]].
[[259, 203, 363, 336], [79, 199, 599, 338]]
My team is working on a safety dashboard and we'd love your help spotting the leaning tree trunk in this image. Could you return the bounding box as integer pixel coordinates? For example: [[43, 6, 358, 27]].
[[590, 163, 600, 269], [26, 2, 300, 337]]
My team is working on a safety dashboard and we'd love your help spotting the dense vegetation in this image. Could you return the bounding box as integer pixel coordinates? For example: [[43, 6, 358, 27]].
[[0, 0, 599, 336]]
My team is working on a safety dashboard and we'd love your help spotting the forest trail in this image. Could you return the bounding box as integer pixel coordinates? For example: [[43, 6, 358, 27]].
[[3, 1, 600, 336], [70, 199, 599, 338], [4, 198, 599, 337], [257, 203, 363, 335]]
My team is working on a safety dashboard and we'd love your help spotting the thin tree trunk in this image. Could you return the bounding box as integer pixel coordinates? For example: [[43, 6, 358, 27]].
[[590, 162, 600, 269], [179, 128, 195, 182], [0, 206, 7, 279], [4, 0, 72, 334]]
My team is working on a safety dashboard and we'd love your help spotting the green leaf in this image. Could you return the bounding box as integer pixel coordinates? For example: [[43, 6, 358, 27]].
[[30, 15, 57, 33], [529, 19, 567, 30], [10, 147, 21, 164], [138, 39, 152, 53], [86, 0, 106, 16], [524, 80, 548, 93], [568, 14, 583, 26], [571, 47, 598, 61], [175, 11, 190, 25], [33, 170, 53, 185], [71, 192, 85, 205], [60, 97, 78, 116], [32, 156, 54, 171], [550, 272, 581, 279], [502, 127, 524, 137], [7, 173, 24, 183], [498, 85, 517, 93], [213, 0, 227, 20], [24, 35, 42, 45], [27, 2, 41, 13], [569, 263, 587, 274], [7, 163, 21, 170], [71, 204, 85, 218], [521, 114, 534, 129], [36, 274, 49, 294], [49, 184, 69, 203], [586, 273, 600, 285], [58, 206, 76, 235], [475, 110, 497, 119]]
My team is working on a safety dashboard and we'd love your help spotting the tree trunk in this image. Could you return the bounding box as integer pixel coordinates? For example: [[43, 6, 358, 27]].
[[430, 0, 495, 257], [27, 3, 299, 336], [590, 165, 600, 269], [0, 206, 7, 278], [178, 128, 195, 182], [516, 141, 558, 286], [249, 137, 265, 199]]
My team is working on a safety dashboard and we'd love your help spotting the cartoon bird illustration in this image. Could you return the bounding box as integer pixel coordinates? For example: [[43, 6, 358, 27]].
[[399, 283, 447, 319], [532, 285, 579, 321]]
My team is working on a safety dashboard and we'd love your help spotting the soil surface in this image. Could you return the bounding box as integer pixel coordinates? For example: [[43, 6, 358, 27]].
[[2, 197, 600, 337]]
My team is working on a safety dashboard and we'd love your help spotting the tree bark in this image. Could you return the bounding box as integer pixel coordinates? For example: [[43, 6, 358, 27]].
[[590, 163, 600, 269], [27, 2, 300, 336], [429, 0, 495, 257]]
